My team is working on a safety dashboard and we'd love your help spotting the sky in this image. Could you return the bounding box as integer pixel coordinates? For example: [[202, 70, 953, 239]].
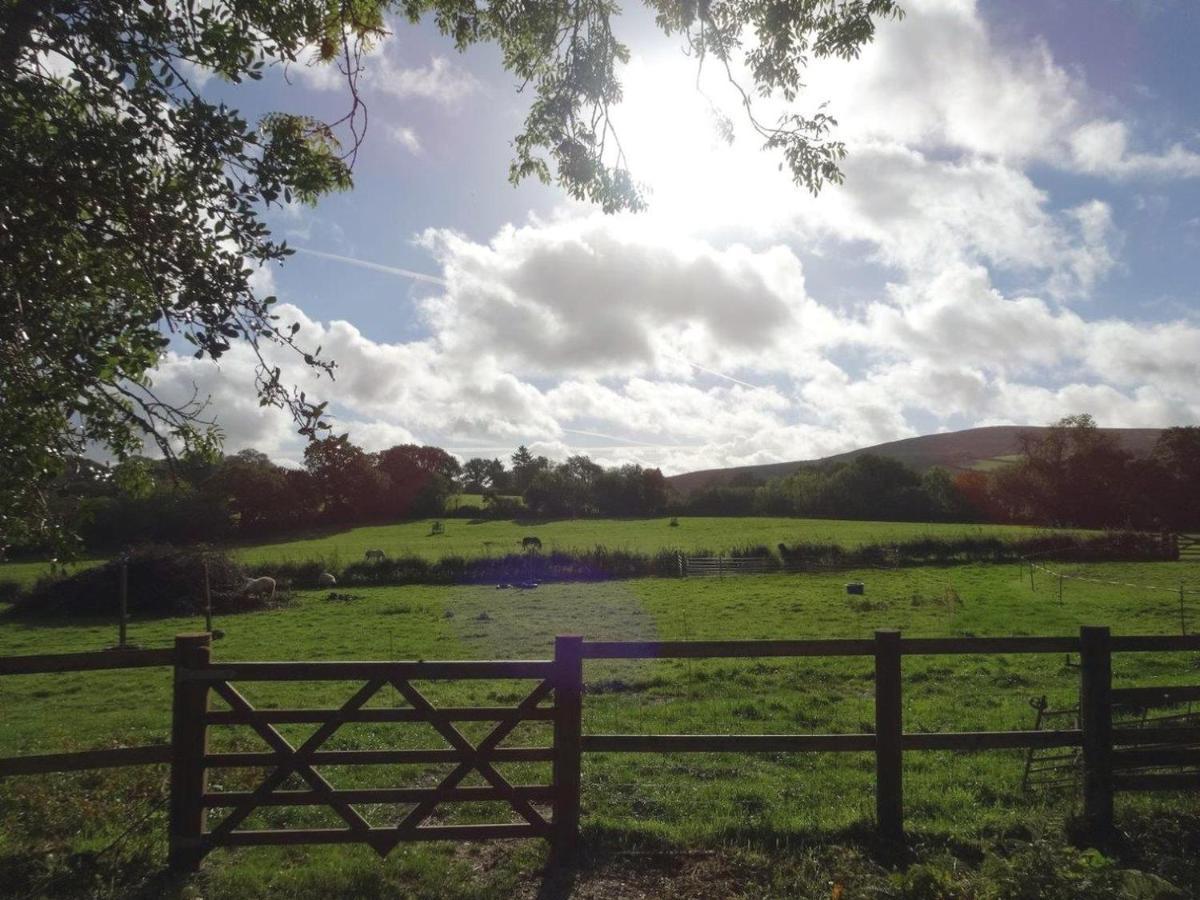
[[155, 0, 1200, 474]]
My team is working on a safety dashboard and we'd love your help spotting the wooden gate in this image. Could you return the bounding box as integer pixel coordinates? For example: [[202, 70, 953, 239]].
[[1177, 533, 1200, 562], [168, 634, 583, 871]]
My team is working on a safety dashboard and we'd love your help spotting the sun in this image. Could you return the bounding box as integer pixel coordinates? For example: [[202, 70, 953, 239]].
[[611, 55, 794, 233]]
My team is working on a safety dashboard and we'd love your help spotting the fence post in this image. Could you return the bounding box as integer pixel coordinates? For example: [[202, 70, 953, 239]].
[[552, 635, 584, 862], [1079, 625, 1114, 836], [203, 558, 213, 634], [874, 628, 903, 841], [118, 561, 128, 647], [169, 633, 212, 872]]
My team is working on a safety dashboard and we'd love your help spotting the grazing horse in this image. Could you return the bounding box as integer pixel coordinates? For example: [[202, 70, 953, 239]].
[[240, 576, 276, 602], [364, 549, 386, 563], [521, 536, 542, 551]]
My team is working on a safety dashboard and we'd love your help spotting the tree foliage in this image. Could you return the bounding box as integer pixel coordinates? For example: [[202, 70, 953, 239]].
[[1, 0, 902, 552]]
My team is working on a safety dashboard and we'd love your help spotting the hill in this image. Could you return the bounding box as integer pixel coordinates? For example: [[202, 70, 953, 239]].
[[666, 425, 1165, 495]]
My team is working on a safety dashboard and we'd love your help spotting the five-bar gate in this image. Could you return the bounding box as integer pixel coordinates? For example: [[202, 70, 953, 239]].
[[1, 629, 1196, 870], [168, 634, 583, 870]]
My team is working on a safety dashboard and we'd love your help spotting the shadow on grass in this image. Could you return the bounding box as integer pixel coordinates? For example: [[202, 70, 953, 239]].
[[528, 812, 1200, 899]]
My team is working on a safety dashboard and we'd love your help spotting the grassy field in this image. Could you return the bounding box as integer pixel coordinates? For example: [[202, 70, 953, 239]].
[[1, 560, 1198, 897], [445, 493, 526, 510], [0, 516, 1077, 589], [233, 516, 1075, 568]]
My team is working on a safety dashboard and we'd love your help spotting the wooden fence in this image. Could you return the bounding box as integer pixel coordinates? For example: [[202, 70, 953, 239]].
[[1, 628, 1197, 870], [683, 555, 774, 577]]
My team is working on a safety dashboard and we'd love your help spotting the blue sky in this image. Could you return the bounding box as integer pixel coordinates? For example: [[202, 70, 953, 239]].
[[156, 0, 1200, 472]]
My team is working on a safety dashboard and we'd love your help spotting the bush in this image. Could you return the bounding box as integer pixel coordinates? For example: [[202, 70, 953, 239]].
[[0, 579, 24, 605], [777, 531, 1172, 571], [11, 544, 265, 617]]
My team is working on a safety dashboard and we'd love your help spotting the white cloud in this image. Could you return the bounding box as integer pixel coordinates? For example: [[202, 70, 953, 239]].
[[144, 225, 1200, 473], [416, 218, 830, 377], [374, 53, 479, 105], [808, 0, 1081, 164], [288, 41, 480, 106], [1069, 119, 1200, 179], [385, 124, 422, 154]]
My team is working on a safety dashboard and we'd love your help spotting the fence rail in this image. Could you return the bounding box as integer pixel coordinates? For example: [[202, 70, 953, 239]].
[[0, 647, 179, 778], [0, 646, 176, 676], [683, 555, 775, 577], [1, 627, 1197, 870]]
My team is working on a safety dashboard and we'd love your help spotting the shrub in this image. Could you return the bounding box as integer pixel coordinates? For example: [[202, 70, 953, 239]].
[[777, 531, 1171, 571], [0, 579, 24, 605], [11, 544, 263, 617]]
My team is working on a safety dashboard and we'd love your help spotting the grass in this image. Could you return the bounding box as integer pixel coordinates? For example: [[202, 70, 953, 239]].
[[969, 454, 1024, 472], [1, 560, 1199, 896], [231, 516, 1077, 569], [0, 516, 1077, 588], [444, 493, 524, 511]]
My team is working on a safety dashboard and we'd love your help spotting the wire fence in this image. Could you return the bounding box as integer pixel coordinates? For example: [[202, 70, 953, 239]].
[[1019, 538, 1198, 635]]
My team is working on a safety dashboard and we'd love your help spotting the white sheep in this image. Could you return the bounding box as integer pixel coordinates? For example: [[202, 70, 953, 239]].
[[240, 576, 276, 601], [318, 572, 337, 587]]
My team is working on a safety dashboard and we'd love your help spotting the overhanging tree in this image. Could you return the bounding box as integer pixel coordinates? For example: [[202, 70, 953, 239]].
[[0, 0, 902, 550]]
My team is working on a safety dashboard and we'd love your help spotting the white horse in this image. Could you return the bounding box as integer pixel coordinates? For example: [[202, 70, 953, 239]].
[[364, 549, 386, 563], [240, 576, 276, 601]]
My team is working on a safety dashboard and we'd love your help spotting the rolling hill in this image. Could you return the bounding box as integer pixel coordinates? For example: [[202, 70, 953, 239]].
[[666, 425, 1165, 495]]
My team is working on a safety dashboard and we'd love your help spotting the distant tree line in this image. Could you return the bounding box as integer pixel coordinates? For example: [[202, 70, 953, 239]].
[[957, 416, 1200, 531], [26, 439, 669, 553], [36, 438, 464, 551], [17, 416, 1200, 555], [451, 446, 669, 518], [681, 454, 971, 522], [679, 417, 1200, 531]]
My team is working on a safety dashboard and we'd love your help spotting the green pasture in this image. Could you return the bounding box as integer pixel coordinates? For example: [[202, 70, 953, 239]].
[[443, 493, 527, 511], [1, 560, 1198, 897], [0, 517, 1082, 589], [969, 454, 1024, 472], [232, 516, 1076, 569]]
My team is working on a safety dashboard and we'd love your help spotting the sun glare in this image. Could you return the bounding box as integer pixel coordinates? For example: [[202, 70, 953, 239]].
[[614, 56, 795, 232]]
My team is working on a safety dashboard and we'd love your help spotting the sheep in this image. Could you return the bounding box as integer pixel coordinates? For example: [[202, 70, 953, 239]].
[[318, 572, 337, 588], [364, 549, 386, 563], [240, 576, 276, 602]]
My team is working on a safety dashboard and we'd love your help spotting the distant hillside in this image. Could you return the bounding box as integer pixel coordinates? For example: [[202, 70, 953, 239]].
[[666, 426, 1165, 496]]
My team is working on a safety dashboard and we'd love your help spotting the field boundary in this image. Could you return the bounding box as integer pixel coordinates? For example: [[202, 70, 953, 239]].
[[1, 628, 1198, 868]]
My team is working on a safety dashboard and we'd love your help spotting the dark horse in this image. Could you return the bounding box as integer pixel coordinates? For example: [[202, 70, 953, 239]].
[[521, 536, 542, 551]]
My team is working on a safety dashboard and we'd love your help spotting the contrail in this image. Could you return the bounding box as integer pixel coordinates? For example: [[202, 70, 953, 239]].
[[661, 352, 765, 391], [291, 247, 447, 286], [560, 428, 693, 448]]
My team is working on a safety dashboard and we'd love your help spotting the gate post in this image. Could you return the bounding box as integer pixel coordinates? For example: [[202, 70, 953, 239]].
[[169, 633, 212, 872], [874, 629, 903, 841], [552, 635, 584, 861], [1079, 625, 1114, 835]]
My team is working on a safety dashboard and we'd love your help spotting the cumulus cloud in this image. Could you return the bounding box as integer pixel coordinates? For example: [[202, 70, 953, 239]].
[[809, 0, 1081, 163], [1069, 119, 1200, 179], [143, 233, 1200, 475], [416, 219, 830, 377]]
